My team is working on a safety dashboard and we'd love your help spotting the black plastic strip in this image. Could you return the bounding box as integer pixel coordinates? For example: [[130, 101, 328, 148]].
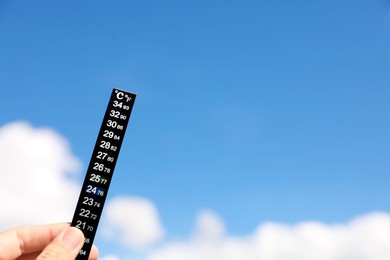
[[71, 88, 136, 259]]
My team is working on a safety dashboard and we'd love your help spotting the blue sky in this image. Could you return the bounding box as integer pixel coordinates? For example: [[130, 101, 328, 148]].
[[1, 1, 390, 259]]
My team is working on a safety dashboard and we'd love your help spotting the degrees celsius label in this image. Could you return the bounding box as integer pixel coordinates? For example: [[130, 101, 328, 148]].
[[71, 88, 136, 259]]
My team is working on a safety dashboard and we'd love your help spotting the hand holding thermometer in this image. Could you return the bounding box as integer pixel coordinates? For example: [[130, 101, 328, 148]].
[[71, 88, 136, 259]]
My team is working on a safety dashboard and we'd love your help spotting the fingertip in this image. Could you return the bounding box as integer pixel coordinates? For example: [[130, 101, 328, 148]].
[[36, 227, 85, 260], [60, 227, 84, 252], [89, 244, 99, 260]]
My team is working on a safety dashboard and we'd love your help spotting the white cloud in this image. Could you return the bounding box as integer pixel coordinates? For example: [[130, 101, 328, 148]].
[[194, 210, 225, 241], [2, 122, 390, 260], [103, 196, 164, 250], [0, 121, 81, 229], [147, 210, 390, 260], [100, 255, 121, 260]]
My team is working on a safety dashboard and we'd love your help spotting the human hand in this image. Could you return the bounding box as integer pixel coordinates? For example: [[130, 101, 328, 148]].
[[0, 223, 98, 260]]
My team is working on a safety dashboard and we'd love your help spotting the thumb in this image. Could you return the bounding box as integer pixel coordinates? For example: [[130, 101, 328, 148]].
[[36, 227, 84, 260]]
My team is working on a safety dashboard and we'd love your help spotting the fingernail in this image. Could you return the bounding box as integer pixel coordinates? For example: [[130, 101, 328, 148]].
[[61, 227, 84, 250]]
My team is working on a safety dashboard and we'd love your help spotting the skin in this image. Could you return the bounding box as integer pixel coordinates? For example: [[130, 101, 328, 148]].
[[0, 223, 98, 260]]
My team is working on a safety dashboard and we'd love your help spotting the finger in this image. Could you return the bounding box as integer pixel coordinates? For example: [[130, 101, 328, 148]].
[[0, 223, 69, 259], [16, 244, 99, 260], [15, 252, 39, 260], [36, 226, 84, 260], [89, 244, 99, 260]]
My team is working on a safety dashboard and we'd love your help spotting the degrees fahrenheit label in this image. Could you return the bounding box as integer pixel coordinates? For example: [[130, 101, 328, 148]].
[[71, 88, 136, 259]]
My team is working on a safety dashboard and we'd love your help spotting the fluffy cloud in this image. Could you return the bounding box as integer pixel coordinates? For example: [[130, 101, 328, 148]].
[[99, 255, 121, 260], [2, 121, 390, 260], [103, 196, 164, 249], [0, 122, 82, 229], [147, 210, 390, 260], [0, 121, 164, 252], [194, 210, 225, 241]]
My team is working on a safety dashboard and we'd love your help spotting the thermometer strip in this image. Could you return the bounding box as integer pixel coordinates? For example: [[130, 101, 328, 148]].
[[71, 88, 136, 259]]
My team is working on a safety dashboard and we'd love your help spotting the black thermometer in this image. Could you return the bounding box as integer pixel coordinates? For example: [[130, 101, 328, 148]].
[[71, 88, 136, 259]]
